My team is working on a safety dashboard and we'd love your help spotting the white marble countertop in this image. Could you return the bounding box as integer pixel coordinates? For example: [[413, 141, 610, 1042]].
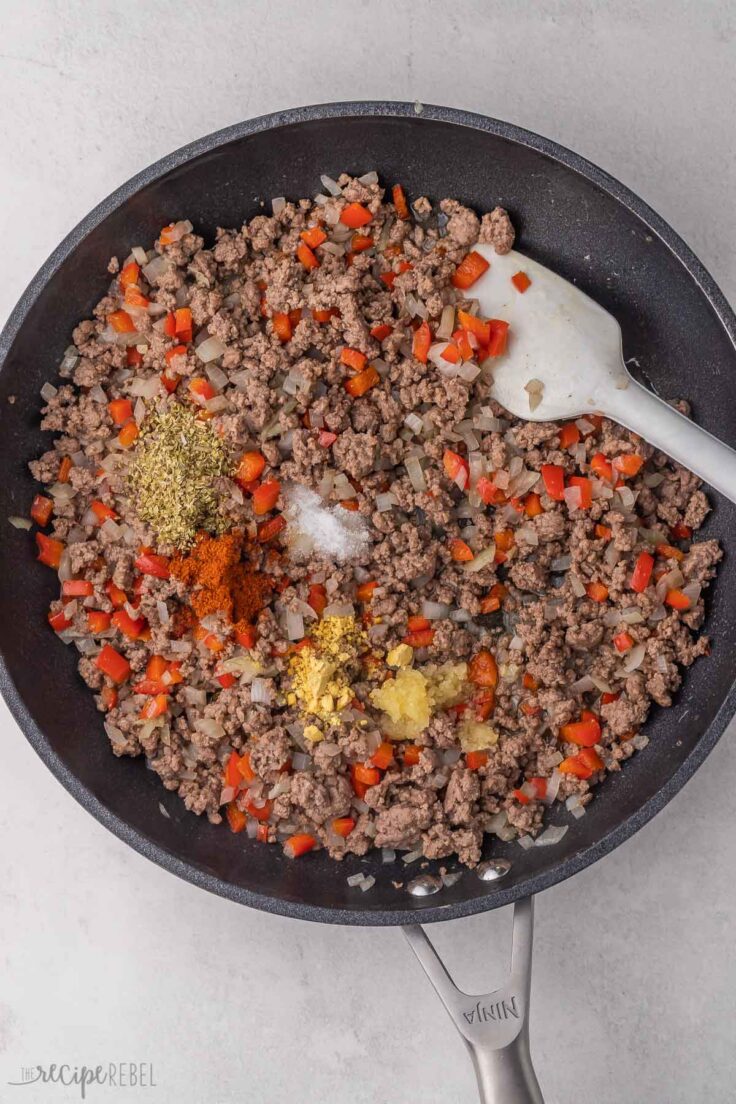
[[1, 3, 735, 1101]]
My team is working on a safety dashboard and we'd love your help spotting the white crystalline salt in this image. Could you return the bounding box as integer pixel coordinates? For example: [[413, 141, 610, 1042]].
[[283, 484, 370, 563]]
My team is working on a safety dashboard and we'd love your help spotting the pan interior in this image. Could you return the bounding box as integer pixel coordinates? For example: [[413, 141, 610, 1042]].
[[1, 105, 734, 924]]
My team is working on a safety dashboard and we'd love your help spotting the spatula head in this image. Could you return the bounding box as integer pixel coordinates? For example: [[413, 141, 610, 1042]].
[[470, 245, 631, 421]]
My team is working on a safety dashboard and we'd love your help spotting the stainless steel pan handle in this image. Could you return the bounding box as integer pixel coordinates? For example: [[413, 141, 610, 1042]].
[[404, 897, 543, 1104]]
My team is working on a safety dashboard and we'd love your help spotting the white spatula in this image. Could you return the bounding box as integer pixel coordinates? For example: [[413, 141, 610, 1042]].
[[471, 244, 736, 502]]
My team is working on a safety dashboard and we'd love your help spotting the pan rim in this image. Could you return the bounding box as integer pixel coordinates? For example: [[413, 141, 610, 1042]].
[[1, 99, 735, 926]]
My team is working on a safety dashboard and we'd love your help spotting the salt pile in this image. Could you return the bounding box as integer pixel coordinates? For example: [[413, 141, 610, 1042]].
[[283, 484, 371, 562]]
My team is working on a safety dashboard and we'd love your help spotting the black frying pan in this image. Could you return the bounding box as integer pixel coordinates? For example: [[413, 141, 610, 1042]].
[[1, 102, 734, 1102]]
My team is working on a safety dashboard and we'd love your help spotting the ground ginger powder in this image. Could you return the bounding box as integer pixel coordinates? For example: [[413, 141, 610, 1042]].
[[288, 615, 366, 734]]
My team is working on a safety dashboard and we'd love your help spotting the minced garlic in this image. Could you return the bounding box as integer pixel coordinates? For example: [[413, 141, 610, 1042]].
[[289, 615, 366, 724], [386, 643, 414, 668], [458, 718, 499, 752], [370, 662, 469, 739]]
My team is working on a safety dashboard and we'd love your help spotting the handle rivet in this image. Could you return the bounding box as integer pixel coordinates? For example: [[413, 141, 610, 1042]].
[[407, 874, 442, 896], [477, 858, 512, 881]]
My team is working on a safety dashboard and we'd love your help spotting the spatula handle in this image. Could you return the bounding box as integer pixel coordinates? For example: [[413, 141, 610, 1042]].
[[604, 377, 736, 504]]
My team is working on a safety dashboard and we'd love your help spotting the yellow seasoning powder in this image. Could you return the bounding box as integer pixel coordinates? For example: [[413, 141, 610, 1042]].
[[289, 615, 367, 735]]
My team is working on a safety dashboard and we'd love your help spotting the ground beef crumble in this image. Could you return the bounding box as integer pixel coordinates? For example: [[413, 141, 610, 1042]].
[[29, 174, 721, 870]]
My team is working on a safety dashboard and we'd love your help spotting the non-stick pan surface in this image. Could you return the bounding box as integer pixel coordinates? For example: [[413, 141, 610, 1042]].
[[1, 102, 734, 925]]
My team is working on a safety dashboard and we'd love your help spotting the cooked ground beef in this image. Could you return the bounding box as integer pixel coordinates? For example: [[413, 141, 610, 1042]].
[[30, 174, 721, 870]]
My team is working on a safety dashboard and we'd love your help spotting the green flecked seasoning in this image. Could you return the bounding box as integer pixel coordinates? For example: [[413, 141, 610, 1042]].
[[128, 402, 231, 549]]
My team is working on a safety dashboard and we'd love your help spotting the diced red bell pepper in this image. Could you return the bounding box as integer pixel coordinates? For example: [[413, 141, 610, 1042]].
[[305, 583, 326, 617], [62, 579, 93, 597], [351, 234, 373, 252], [340, 203, 372, 228], [656, 543, 685, 562], [356, 580, 377, 603], [94, 644, 131, 683], [36, 532, 64, 568], [449, 539, 474, 562], [474, 687, 495, 721], [57, 456, 73, 483], [140, 693, 169, 720], [341, 347, 367, 372], [252, 480, 281, 515], [440, 341, 461, 364], [100, 684, 118, 710], [665, 588, 692, 610], [257, 514, 286, 543], [559, 747, 604, 779], [30, 494, 53, 527], [595, 523, 612, 540], [412, 321, 432, 364], [585, 581, 609, 603], [344, 366, 379, 397], [370, 323, 392, 342], [671, 522, 692, 540], [297, 242, 320, 270], [301, 226, 327, 249], [511, 271, 532, 293], [613, 631, 634, 653], [283, 833, 317, 858], [216, 672, 236, 689], [112, 609, 147, 639], [235, 450, 266, 487], [48, 608, 72, 632], [456, 309, 491, 345], [235, 626, 258, 649], [108, 310, 135, 334], [560, 717, 602, 747], [465, 750, 489, 771], [119, 261, 140, 288], [105, 580, 127, 608], [590, 452, 614, 482], [370, 742, 395, 771], [468, 649, 498, 688], [118, 422, 139, 448], [541, 464, 565, 501], [613, 454, 644, 477], [237, 752, 256, 782], [402, 745, 422, 766], [443, 449, 469, 488], [135, 552, 170, 579], [558, 422, 581, 449], [272, 312, 292, 342], [630, 551, 654, 593], [568, 475, 592, 509], [224, 750, 242, 789], [451, 250, 490, 290], [245, 798, 273, 822], [484, 319, 509, 358], [91, 500, 117, 524], [332, 816, 356, 838], [226, 803, 247, 834], [392, 184, 410, 220]]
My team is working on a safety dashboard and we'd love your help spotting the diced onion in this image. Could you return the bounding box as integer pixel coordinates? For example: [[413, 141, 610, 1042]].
[[463, 546, 496, 574], [250, 678, 272, 704], [569, 573, 586, 598], [40, 382, 58, 402], [421, 600, 450, 620], [8, 516, 32, 530], [286, 609, 305, 641], [323, 602, 354, 618], [535, 824, 569, 847], [404, 457, 427, 493], [622, 643, 646, 673], [196, 336, 227, 363]]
